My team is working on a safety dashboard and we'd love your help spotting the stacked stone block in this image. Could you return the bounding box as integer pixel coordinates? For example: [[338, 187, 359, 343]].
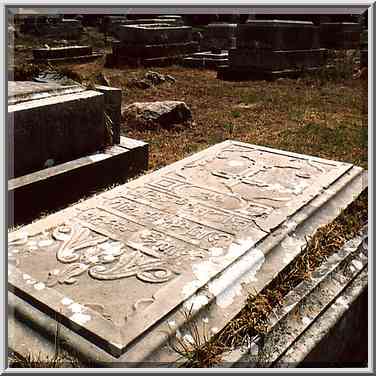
[[109, 23, 198, 67], [218, 20, 328, 79]]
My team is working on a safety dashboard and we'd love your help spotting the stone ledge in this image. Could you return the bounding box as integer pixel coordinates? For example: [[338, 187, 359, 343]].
[[8, 136, 149, 227], [222, 227, 368, 367], [32, 53, 103, 65]]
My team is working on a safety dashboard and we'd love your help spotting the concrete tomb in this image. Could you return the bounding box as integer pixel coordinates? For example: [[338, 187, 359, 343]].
[[32, 45, 103, 64], [8, 81, 148, 226], [109, 24, 198, 67], [218, 20, 328, 80], [8, 140, 367, 366], [319, 22, 362, 49]]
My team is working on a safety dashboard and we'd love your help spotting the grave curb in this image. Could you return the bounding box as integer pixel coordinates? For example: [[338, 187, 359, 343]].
[[8, 136, 148, 227]]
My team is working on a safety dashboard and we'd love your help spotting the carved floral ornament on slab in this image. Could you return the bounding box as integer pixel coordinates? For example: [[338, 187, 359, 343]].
[[8, 221, 213, 286], [8, 144, 335, 289]]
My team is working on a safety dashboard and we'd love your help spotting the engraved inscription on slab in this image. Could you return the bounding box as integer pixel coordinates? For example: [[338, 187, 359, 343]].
[[8, 140, 352, 356]]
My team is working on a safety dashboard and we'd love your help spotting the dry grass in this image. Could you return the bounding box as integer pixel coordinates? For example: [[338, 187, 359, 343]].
[[10, 29, 367, 173]]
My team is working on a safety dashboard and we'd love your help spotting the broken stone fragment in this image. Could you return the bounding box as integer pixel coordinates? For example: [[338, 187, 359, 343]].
[[122, 100, 192, 129]]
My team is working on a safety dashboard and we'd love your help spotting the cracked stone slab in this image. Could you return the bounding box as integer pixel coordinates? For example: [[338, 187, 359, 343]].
[[8, 140, 366, 361]]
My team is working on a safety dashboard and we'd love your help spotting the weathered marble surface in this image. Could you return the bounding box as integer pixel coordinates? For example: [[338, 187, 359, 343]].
[[8, 140, 354, 357]]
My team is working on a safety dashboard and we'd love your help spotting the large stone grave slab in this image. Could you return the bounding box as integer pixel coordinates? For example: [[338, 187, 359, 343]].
[[218, 20, 328, 80], [32, 45, 103, 65], [238, 20, 320, 50], [115, 24, 192, 45], [8, 140, 366, 365], [110, 24, 198, 67]]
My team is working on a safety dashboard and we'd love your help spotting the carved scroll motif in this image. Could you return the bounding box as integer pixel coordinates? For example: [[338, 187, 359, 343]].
[[31, 221, 209, 286]]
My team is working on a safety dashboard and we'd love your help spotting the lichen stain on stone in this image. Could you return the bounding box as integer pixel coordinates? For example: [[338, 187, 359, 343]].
[[209, 248, 265, 308], [70, 312, 91, 325], [180, 237, 264, 309]]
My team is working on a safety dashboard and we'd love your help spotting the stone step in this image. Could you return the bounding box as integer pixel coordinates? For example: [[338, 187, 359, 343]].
[[32, 53, 103, 65], [183, 56, 229, 69], [33, 45, 93, 60], [8, 136, 149, 227], [220, 227, 368, 367]]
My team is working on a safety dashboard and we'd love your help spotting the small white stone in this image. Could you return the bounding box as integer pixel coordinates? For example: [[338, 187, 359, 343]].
[[52, 269, 60, 275], [26, 279, 36, 285], [302, 316, 311, 326], [34, 282, 45, 290], [202, 317, 209, 324], [22, 274, 31, 280]]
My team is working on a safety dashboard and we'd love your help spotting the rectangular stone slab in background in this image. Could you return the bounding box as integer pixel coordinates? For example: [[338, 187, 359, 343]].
[[114, 24, 192, 45], [8, 81, 84, 105], [8, 140, 360, 359], [8, 85, 105, 178], [33, 46, 93, 60], [229, 48, 328, 70], [237, 20, 320, 50]]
